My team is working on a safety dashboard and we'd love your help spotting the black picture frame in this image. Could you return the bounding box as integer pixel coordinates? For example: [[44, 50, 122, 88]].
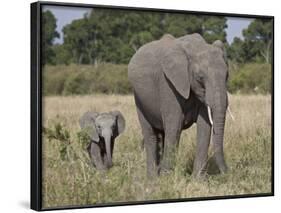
[[31, 1, 274, 211]]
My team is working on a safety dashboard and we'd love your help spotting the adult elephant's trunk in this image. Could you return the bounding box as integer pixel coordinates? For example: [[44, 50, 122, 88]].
[[103, 131, 113, 168], [212, 108, 227, 173], [208, 88, 228, 173]]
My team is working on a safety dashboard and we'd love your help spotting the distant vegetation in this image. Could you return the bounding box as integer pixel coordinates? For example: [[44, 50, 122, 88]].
[[43, 64, 131, 95], [42, 8, 273, 96], [228, 63, 271, 94], [43, 9, 228, 65], [43, 63, 271, 95]]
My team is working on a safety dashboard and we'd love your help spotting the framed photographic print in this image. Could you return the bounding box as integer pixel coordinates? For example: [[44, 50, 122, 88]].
[[31, 1, 274, 211]]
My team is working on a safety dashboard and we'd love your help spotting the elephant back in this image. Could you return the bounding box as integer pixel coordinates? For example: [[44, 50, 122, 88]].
[[128, 39, 163, 82]]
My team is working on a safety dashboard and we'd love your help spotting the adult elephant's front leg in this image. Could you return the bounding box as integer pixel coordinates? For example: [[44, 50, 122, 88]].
[[144, 133, 159, 177], [136, 107, 159, 177], [192, 106, 212, 178], [161, 118, 182, 174]]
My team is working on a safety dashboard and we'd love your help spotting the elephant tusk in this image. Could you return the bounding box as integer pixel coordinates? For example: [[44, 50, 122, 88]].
[[227, 107, 235, 121], [207, 106, 213, 126], [226, 91, 235, 121]]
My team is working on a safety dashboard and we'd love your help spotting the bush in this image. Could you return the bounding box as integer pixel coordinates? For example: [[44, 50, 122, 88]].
[[228, 63, 272, 94], [43, 63, 271, 96], [43, 65, 69, 95], [43, 63, 132, 95], [63, 71, 92, 95]]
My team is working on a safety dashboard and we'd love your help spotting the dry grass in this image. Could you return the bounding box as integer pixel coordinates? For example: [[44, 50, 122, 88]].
[[42, 94, 272, 208]]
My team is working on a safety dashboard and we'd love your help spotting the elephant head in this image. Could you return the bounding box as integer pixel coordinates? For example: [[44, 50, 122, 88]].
[[79, 111, 125, 167], [162, 33, 229, 173]]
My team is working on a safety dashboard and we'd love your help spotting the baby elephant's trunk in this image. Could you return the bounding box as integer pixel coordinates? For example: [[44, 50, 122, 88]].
[[103, 130, 113, 168]]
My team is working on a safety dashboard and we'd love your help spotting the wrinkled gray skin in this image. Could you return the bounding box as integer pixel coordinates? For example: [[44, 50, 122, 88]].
[[128, 33, 229, 178], [79, 111, 125, 170]]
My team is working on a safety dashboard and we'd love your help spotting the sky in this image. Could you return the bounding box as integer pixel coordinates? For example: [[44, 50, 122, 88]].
[[226, 17, 253, 43], [43, 5, 253, 44]]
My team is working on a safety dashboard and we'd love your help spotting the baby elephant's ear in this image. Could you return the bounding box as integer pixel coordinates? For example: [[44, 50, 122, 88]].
[[111, 111, 126, 135], [79, 112, 100, 142]]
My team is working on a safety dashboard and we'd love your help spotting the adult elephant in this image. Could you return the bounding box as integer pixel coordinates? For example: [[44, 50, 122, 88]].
[[128, 33, 229, 178]]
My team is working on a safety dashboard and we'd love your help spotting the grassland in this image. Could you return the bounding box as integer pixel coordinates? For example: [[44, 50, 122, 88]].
[[42, 94, 272, 208]]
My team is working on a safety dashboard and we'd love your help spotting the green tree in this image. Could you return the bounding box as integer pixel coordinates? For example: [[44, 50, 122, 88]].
[[228, 19, 273, 63], [163, 14, 227, 43], [52, 44, 72, 65], [61, 10, 228, 65], [227, 37, 246, 63], [62, 9, 162, 64], [243, 19, 273, 63], [163, 13, 203, 37], [42, 10, 60, 65], [63, 17, 90, 64], [202, 16, 227, 43]]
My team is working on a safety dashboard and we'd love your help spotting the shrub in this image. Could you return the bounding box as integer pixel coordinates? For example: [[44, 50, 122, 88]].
[[43, 63, 132, 95], [43, 63, 271, 96], [228, 63, 271, 94], [43, 65, 69, 95], [63, 71, 92, 95]]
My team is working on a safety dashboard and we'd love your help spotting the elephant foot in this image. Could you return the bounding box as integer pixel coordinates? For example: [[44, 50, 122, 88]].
[[219, 165, 228, 174], [191, 170, 208, 181], [146, 163, 160, 178], [105, 162, 113, 169], [147, 169, 159, 178], [160, 163, 174, 176], [96, 167, 108, 171], [214, 154, 228, 174], [95, 163, 109, 171], [160, 158, 175, 174]]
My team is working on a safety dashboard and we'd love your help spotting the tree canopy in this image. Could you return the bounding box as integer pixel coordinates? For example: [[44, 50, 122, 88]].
[[227, 19, 273, 63], [42, 9, 273, 66], [43, 9, 228, 65], [42, 10, 60, 65]]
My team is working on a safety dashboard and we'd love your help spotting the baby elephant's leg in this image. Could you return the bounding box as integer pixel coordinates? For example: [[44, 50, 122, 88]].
[[88, 142, 107, 170]]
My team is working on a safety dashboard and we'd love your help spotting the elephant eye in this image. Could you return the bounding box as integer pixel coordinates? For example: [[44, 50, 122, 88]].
[[198, 75, 204, 82]]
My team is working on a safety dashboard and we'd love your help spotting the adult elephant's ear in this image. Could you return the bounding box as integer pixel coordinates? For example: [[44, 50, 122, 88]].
[[160, 40, 190, 99], [79, 111, 100, 142]]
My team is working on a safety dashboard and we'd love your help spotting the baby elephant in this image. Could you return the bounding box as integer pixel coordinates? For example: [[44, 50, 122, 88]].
[[79, 111, 125, 170]]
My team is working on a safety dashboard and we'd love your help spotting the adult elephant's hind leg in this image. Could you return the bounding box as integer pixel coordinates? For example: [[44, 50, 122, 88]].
[[136, 107, 159, 177], [192, 106, 212, 179]]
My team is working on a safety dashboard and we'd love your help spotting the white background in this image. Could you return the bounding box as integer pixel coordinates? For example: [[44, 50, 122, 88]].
[[0, 0, 279, 212]]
